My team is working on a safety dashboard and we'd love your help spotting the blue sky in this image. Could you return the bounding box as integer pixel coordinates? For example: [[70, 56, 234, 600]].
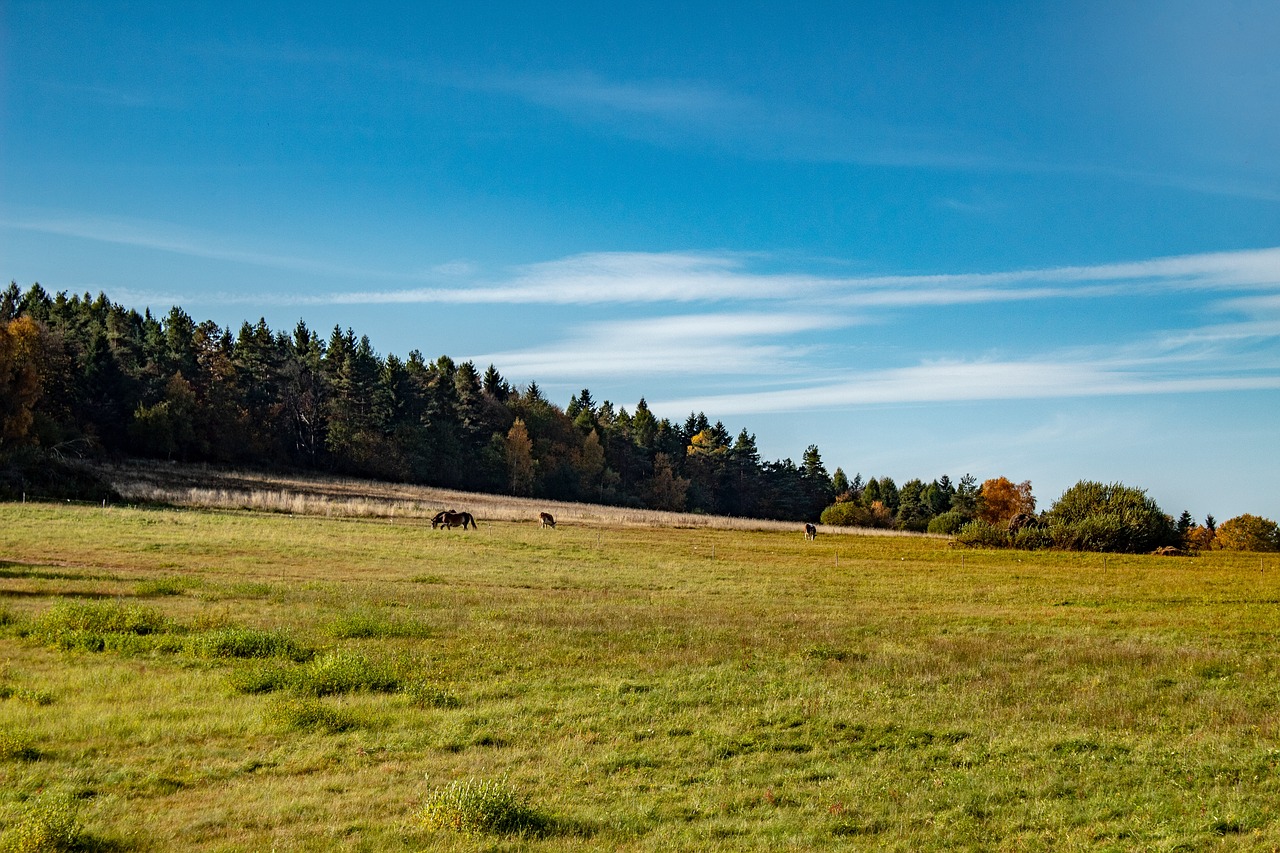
[[3, 2, 1278, 521]]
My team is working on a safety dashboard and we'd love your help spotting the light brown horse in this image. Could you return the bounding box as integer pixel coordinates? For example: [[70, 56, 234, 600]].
[[539, 512, 556, 528]]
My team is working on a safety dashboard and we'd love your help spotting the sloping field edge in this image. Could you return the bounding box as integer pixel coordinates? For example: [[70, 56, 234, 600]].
[[96, 459, 925, 537]]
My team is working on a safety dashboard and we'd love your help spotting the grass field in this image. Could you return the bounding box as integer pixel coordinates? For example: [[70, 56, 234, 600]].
[[2, 494, 1279, 850]]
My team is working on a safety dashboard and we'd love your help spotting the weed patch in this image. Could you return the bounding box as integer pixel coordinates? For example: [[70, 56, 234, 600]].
[[226, 661, 297, 694], [136, 575, 200, 596], [189, 626, 313, 661], [1, 794, 83, 853], [0, 729, 41, 762], [330, 611, 434, 639], [266, 696, 358, 733], [835, 722, 969, 754], [24, 599, 175, 652], [295, 649, 401, 695], [417, 777, 552, 838], [403, 681, 462, 708]]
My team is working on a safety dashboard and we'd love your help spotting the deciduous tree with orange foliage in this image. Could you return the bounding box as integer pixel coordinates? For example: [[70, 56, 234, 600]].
[[0, 316, 46, 448], [977, 477, 1036, 525], [1216, 514, 1280, 552]]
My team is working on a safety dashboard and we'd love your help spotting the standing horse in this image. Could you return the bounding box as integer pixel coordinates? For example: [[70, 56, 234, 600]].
[[804, 523, 817, 540], [539, 512, 556, 528], [431, 509, 455, 529], [435, 510, 477, 530]]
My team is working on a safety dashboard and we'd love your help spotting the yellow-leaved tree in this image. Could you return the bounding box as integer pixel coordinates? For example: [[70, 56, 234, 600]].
[[0, 316, 46, 448], [1216, 515, 1280, 552], [977, 477, 1035, 525]]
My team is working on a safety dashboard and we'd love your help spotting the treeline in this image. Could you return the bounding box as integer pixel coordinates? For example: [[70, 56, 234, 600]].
[[0, 284, 834, 519], [821, 472, 1280, 554], [5, 282, 1277, 551]]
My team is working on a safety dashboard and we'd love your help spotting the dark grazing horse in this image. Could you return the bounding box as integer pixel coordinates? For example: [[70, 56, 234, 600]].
[[433, 510, 477, 530], [804, 523, 817, 540], [539, 512, 556, 528]]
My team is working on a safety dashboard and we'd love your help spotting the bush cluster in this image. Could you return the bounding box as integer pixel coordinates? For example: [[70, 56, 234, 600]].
[[955, 520, 1009, 548], [1043, 481, 1177, 553]]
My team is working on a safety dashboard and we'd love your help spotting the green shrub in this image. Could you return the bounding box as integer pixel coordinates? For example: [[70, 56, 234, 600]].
[[295, 649, 400, 695], [1049, 515, 1127, 552], [190, 626, 313, 661], [1045, 481, 1176, 553], [1011, 526, 1053, 550], [927, 511, 971, 535], [1, 794, 82, 853], [955, 520, 1008, 548], [820, 502, 865, 527], [417, 778, 550, 837], [266, 696, 357, 733]]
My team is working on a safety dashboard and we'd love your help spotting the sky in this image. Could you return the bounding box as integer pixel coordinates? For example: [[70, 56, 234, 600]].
[[2, 2, 1278, 521]]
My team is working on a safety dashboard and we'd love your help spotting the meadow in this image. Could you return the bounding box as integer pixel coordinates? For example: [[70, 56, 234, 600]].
[[1, 489, 1279, 851]]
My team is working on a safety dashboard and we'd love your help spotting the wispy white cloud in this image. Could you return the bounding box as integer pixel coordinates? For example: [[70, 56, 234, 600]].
[[471, 71, 750, 125], [650, 358, 1280, 417], [0, 212, 419, 282], [12, 209, 1280, 320], [312, 245, 1280, 309], [466, 311, 845, 379]]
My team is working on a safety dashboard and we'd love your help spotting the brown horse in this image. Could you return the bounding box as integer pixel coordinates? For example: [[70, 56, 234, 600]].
[[434, 510, 476, 530], [804, 523, 817, 540], [539, 512, 556, 528]]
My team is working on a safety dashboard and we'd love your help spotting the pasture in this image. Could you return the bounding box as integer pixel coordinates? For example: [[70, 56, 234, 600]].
[[2, 497, 1279, 850]]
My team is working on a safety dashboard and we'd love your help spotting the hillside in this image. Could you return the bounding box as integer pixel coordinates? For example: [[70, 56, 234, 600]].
[[94, 458, 921, 537]]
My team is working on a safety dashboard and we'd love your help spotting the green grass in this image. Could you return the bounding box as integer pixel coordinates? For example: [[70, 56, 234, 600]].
[[1, 500, 1279, 849], [416, 777, 553, 838]]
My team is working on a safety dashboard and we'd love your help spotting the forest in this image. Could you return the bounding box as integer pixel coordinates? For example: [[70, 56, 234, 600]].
[[2, 283, 1277, 553], [0, 283, 834, 519]]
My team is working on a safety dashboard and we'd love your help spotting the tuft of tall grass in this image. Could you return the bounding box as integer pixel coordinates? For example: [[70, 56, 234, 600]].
[[0, 665, 55, 706], [402, 680, 462, 709], [23, 599, 176, 652], [188, 626, 313, 662], [329, 611, 434, 640], [0, 729, 41, 762], [135, 575, 200, 596], [226, 661, 297, 694], [0, 794, 83, 853], [294, 649, 401, 695], [416, 777, 551, 838], [265, 696, 358, 733]]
